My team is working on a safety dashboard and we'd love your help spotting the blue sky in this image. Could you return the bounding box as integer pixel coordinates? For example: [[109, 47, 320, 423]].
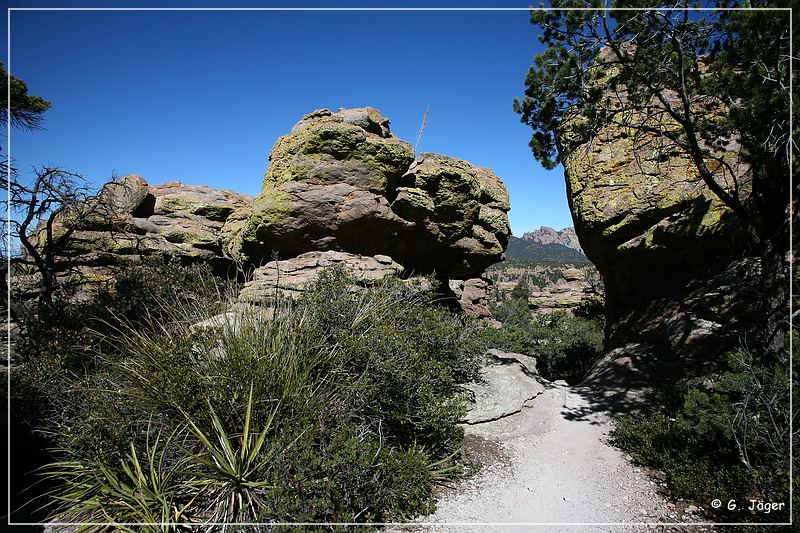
[[3, 1, 574, 234]]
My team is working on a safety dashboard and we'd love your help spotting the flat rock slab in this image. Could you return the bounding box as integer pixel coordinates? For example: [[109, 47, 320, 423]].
[[462, 351, 546, 425]]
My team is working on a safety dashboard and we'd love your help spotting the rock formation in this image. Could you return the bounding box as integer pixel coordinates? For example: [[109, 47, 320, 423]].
[[228, 107, 510, 280], [45, 174, 253, 275], [31, 107, 511, 318], [527, 266, 599, 314], [557, 69, 755, 360]]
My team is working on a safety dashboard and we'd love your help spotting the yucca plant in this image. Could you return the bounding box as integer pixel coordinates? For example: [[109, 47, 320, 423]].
[[180, 384, 296, 525], [41, 426, 194, 532]]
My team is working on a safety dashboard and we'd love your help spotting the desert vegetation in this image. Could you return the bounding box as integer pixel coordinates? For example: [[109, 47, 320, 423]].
[[611, 336, 796, 529], [11, 260, 485, 528]]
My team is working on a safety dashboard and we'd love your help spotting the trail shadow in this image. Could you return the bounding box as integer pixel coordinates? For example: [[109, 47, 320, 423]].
[[560, 342, 677, 423]]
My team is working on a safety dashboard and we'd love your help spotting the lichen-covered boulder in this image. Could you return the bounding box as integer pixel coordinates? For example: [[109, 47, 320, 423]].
[[49, 176, 253, 272], [557, 76, 752, 348], [231, 107, 415, 262], [232, 107, 511, 279], [391, 153, 511, 277]]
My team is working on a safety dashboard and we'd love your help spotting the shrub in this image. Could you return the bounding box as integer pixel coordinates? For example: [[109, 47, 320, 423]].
[[12, 257, 226, 428], [487, 297, 603, 383], [611, 348, 792, 524], [37, 266, 483, 527]]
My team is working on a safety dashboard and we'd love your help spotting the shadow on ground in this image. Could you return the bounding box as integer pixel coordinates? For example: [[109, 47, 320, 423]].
[[561, 342, 681, 423]]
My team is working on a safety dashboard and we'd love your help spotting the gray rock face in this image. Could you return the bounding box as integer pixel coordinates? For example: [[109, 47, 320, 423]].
[[231, 107, 511, 279], [238, 250, 404, 302], [611, 257, 760, 359], [462, 349, 546, 425]]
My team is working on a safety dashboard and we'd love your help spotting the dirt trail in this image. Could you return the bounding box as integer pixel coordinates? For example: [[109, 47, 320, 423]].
[[392, 357, 714, 533]]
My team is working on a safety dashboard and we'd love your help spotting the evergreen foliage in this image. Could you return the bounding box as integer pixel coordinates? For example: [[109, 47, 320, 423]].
[[0, 61, 51, 131]]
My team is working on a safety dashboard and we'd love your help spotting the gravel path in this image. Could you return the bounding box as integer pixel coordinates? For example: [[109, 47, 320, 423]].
[[392, 381, 714, 533]]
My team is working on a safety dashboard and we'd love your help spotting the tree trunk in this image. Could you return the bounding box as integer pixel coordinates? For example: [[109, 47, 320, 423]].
[[759, 231, 789, 362]]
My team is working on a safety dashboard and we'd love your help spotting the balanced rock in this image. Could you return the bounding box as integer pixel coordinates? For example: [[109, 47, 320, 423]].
[[229, 107, 510, 279], [227, 107, 415, 262]]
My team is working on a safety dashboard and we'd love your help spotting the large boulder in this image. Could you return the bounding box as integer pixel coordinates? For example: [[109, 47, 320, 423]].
[[227, 107, 415, 263], [230, 107, 510, 279], [393, 153, 511, 277], [557, 62, 755, 355]]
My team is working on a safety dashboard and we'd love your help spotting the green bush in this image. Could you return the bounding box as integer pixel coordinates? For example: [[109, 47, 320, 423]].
[[487, 296, 603, 383], [11, 257, 226, 428], [611, 348, 792, 523], [37, 266, 483, 527]]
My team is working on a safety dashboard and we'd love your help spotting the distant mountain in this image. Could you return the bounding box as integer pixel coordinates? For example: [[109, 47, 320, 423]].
[[506, 235, 588, 263], [521, 226, 582, 254]]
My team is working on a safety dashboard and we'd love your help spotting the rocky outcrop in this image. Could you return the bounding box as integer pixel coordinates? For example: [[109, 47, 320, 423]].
[[36, 108, 511, 319], [521, 226, 582, 253], [527, 266, 600, 314], [238, 251, 403, 302], [230, 107, 510, 279], [53, 175, 253, 273], [557, 60, 754, 356]]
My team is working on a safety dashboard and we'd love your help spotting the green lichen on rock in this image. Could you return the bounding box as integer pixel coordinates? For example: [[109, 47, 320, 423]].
[[478, 168, 511, 211], [262, 109, 414, 194], [408, 154, 483, 238], [233, 188, 294, 257], [478, 206, 510, 237], [392, 187, 435, 220], [558, 76, 752, 353], [220, 205, 254, 261], [161, 228, 217, 248], [250, 188, 294, 232], [158, 197, 198, 215]]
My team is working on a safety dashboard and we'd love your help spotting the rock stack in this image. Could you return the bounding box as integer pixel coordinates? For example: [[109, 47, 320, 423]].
[[36, 107, 512, 318]]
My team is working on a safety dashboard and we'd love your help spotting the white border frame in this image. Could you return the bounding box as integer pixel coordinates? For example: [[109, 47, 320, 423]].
[[4, 4, 793, 529]]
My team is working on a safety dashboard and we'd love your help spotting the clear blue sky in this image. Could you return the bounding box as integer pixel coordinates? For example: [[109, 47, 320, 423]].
[[3, 1, 574, 235]]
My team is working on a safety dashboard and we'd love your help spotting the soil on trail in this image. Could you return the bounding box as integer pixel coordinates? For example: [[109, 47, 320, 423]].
[[392, 359, 717, 533]]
